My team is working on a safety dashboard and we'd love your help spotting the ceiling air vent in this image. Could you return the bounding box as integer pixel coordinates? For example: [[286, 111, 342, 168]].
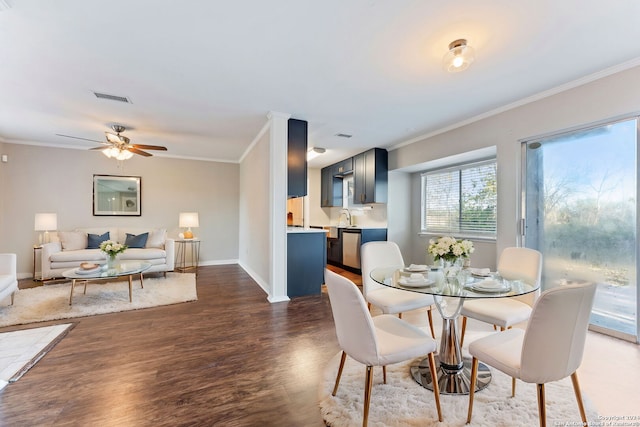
[[336, 133, 352, 138], [93, 91, 131, 103]]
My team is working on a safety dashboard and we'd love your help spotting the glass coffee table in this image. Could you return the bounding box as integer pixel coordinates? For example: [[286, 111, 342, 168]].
[[370, 266, 539, 395], [63, 261, 151, 306]]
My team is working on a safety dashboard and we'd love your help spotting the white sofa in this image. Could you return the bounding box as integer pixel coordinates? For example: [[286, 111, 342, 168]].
[[0, 253, 18, 305], [41, 227, 174, 280]]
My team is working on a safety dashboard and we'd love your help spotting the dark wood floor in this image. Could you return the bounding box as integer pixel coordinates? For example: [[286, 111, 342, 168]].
[[0, 265, 349, 426]]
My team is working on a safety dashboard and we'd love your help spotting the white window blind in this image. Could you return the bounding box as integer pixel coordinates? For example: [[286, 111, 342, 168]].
[[421, 160, 497, 238]]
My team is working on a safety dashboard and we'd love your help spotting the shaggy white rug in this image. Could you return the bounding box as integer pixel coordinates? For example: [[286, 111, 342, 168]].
[[0, 273, 197, 328], [319, 352, 599, 427]]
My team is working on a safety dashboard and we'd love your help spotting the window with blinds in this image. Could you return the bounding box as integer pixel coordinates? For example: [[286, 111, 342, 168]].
[[421, 159, 497, 238]]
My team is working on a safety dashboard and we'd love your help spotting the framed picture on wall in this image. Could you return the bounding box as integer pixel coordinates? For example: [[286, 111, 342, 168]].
[[93, 175, 141, 216]]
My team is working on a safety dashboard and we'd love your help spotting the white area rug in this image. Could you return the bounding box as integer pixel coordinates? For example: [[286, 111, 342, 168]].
[[0, 273, 197, 328], [0, 323, 74, 390], [319, 351, 599, 427]]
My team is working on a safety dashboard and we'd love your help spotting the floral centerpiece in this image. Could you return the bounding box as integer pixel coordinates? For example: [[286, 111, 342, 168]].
[[99, 240, 128, 266], [428, 236, 474, 282], [428, 236, 474, 264]]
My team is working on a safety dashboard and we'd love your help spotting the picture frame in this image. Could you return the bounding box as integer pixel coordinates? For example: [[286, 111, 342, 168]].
[[93, 175, 141, 216]]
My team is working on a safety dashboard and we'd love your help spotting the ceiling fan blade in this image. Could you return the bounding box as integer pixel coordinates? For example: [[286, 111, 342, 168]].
[[128, 147, 153, 157], [89, 146, 108, 151], [55, 134, 105, 144], [131, 144, 167, 151]]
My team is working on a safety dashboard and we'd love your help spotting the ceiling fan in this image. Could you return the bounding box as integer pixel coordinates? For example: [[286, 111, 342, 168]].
[[56, 125, 167, 159]]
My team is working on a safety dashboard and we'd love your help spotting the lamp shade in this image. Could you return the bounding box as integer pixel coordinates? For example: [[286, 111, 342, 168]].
[[443, 38, 475, 73], [34, 213, 58, 231], [179, 212, 199, 228]]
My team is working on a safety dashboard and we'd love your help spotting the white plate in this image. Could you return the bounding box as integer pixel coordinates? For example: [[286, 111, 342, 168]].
[[75, 267, 101, 275], [470, 268, 492, 278], [398, 278, 435, 288], [405, 264, 428, 272], [470, 280, 511, 293]]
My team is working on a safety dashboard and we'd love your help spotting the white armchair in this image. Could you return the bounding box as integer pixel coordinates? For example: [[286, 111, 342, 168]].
[[460, 247, 542, 346], [325, 269, 442, 426], [361, 241, 437, 338], [0, 253, 18, 305], [466, 282, 596, 427]]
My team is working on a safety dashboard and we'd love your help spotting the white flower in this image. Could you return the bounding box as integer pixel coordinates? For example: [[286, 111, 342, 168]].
[[428, 236, 474, 261], [99, 240, 128, 256]]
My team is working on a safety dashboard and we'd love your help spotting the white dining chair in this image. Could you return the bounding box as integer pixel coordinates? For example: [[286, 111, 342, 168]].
[[466, 281, 596, 427], [325, 269, 442, 427], [459, 247, 542, 347], [0, 253, 18, 306], [361, 241, 436, 338]]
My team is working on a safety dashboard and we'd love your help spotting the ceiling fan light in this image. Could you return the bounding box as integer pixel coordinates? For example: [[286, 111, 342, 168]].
[[116, 149, 134, 160], [102, 147, 118, 158], [443, 38, 475, 73]]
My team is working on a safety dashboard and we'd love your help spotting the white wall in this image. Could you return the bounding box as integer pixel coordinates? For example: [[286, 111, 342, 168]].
[[0, 143, 240, 277], [387, 171, 413, 261], [238, 129, 271, 293], [390, 64, 640, 269]]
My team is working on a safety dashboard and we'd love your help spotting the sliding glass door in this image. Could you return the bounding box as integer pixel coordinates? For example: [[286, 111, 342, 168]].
[[522, 117, 638, 342]]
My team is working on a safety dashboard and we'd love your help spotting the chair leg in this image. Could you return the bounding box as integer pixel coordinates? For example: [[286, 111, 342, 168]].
[[512, 377, 516, 397], [398, 312, 403, 319], [571, 372, 588, 426], [363, 365, 374, 427], [427, 308, 436, 339], [332, 351, 347, 396], [428, 352, 443, 422], [466, 357, 479, 424], [10, 291, 15, 306], [536, 383, 546, 427], [460, 316, 467, 347], [382, 366, 387, 384]]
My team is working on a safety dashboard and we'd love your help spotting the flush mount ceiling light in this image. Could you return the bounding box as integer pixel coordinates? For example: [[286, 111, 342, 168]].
[[443, 38, 475, 73], [307, 147, 326, 161]]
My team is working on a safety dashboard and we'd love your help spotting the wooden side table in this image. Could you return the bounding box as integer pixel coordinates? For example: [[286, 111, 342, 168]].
[[175, 239, 201, 273]]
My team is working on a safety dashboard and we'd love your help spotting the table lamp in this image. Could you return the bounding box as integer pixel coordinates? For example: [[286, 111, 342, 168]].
[[179, 212, 199, 239], [35, 212, 58, 244]]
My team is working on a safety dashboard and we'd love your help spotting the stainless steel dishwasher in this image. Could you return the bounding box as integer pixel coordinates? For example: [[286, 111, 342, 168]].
[[342, 229, 361, 269]]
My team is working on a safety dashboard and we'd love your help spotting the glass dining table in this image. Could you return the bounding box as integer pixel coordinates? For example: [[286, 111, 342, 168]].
[[369, 266, 539, 395]]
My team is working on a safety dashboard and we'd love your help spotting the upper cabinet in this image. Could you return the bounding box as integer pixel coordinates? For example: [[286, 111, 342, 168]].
[[320, 148, 388, 207], [334, 158, 353, 176], [353, 148, 388, 204], [321, 165, 342, 207], [288, 118, 308, 198]]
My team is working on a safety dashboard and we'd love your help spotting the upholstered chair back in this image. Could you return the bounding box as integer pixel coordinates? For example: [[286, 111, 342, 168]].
[[498, 246, 543, 306], [325, 269, 380, 366], [361, 241, 404, 298], [520, 282, 596, 384]]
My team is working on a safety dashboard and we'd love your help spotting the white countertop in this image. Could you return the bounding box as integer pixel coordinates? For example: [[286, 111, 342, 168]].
[[287, 227, 328, 234]]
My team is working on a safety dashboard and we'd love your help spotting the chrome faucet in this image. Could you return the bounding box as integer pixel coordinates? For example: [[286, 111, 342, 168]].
[[339, 209, 352, 226]]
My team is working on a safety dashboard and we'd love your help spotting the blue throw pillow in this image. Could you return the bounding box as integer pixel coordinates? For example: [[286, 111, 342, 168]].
[[87, 232, 110, 249], [125, 232, 148, 248]]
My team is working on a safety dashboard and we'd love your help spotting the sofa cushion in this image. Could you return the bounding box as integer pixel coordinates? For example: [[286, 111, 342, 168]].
[[125, 232, 148, 248], [0, 274, 15, 290], [58, 231, 87, 251], [50, 249, 106, 263], [146, 229, 166, 248], [119, 248, 167, 260], [87, 232, 110, 249]]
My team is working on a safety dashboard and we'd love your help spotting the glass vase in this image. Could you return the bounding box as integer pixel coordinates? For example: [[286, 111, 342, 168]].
[[106, 254, 117, 275]]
